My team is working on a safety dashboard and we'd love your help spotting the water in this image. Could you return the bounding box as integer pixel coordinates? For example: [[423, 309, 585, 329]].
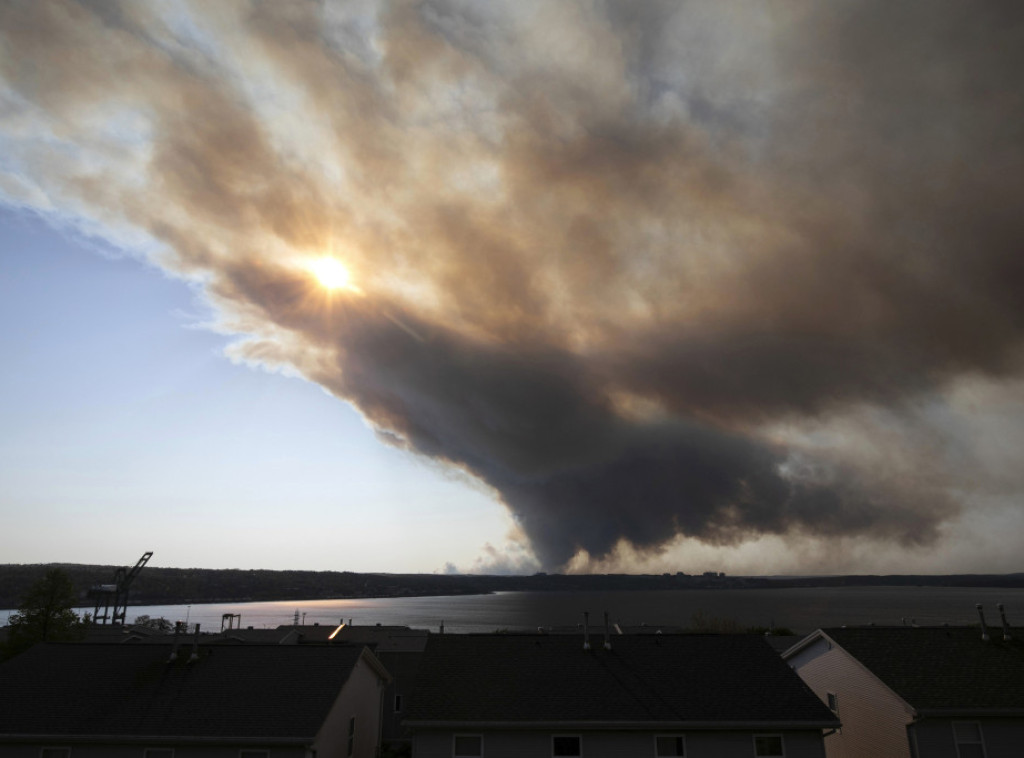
[[25, 586, 1021, 635]]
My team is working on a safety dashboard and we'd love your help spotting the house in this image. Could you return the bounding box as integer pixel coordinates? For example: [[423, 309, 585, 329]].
[[783, 622, 1024, 758], [404, 633, 839, 758], [266, 621, 431, 754], [366, 630, 430, 756], [278, 623, 432, 754], [0, 641, 391, 757]]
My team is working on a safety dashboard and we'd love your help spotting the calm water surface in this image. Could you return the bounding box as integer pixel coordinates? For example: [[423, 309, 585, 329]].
[[48, 586, 1024, 635]]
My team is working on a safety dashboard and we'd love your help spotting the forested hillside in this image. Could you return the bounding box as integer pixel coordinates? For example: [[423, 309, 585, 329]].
[[2, 562, 1023, 611], [0, 564, 493, 609]]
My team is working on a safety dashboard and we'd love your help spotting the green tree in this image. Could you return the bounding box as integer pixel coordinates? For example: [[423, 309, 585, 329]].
[[132, 614, 173, 633], [2, 568, 84, 660]]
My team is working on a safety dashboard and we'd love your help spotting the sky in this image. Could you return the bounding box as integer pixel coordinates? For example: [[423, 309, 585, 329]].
[[2, 1, 1024, 576]]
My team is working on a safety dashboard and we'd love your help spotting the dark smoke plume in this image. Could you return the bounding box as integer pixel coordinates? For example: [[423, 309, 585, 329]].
[[2, 1, 1023, 569]]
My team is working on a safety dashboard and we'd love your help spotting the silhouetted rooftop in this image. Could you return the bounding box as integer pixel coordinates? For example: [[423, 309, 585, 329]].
[[819, 626, 1024, 714], [0, 643, 385, 740], [406, 633, 837, 727]]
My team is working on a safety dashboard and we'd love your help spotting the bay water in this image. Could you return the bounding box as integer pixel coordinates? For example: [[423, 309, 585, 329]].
[[31, 585, 1023, 635]]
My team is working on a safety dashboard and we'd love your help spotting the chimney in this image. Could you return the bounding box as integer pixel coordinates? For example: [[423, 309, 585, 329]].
[[603, 612, 612, 651], [168, 621, 183, 663], [583, 611, 591, 650], [977, 604, 990, 642], [188, 623, 202, 663], [998, 603, 1012, 642]]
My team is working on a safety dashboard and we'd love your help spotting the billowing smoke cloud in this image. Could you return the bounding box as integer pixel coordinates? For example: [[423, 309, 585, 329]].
[[2, 1, 1023, 570]]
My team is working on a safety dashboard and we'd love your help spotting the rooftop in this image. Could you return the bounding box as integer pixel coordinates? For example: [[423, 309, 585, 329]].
[[406, 633, 837, 727], [819, 625, 1024, 714], [0, 642, 382, 741]]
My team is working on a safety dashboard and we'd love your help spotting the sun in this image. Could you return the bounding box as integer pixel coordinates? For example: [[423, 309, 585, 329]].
[[309, 257, 353, 291]]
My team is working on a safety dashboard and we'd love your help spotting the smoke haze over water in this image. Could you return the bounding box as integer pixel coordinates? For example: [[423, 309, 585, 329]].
[[3, 1, 1024, 571]]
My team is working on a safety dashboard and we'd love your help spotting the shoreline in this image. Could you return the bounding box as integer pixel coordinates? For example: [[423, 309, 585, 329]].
[[2, 563, 1023, 612]]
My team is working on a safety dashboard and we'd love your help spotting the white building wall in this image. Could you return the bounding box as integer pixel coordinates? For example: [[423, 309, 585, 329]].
[[315, 653, 388, 758], [788, 637, 914, 758], [412, 728, 826, 758]]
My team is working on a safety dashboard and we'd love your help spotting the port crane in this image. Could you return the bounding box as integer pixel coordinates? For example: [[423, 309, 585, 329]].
[[87, 551, 153, 625]]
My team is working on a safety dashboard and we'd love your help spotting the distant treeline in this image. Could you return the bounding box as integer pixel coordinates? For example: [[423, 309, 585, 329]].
[[1, 563, 1023, 611]]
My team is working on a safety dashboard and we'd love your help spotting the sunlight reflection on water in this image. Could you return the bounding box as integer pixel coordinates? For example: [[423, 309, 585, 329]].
[[64, 586, 1024, 635]]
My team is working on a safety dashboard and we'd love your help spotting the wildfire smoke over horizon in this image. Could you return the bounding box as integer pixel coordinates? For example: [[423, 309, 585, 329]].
[[3, 1, 1024, 573]]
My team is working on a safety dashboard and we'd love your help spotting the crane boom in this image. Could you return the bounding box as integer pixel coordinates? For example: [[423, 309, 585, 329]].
[[111, 551, 153, 625], [88, 551, 153, 625]]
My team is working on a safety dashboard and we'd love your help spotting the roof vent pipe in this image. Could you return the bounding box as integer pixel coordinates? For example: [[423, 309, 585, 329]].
[[998, 603, 1012, 642], [977, 604, 990, 642], [188, 623, 202, 663], [583, 611, 591, 651], [603, 612, 612, 651], [439, 620, 444, 635], [168, 620, 182, 663]]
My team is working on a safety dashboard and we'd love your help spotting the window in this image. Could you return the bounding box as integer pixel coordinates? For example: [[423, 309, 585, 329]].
[[552, 736, 581, 758], [453, 734, 483, 758], [827, 692, 839, 713], [655, 735, 685, 756], [754, 735, 784, 757], [953, 722, 986, 758], [347, 716, 356, 757], [40, 750, 70, 758], [145, 751, 174, 758], [394, 694, 403, 712]]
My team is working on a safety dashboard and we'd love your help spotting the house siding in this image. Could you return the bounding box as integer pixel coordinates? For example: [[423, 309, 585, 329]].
[[912, 718, 1024, 758], [788, 637, 914, 758], [412, 729, 826, 758], [377, 649, 423, 750], [314, 654, 387, 758]]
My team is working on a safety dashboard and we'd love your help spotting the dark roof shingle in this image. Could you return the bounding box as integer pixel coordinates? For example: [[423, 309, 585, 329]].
[[0, 643, 376, 740], [406, 634, 836, 726], [822, 626, 1024, 712]]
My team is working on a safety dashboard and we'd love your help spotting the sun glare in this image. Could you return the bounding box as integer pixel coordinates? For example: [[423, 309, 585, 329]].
[[309, 257, 353, 291]]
